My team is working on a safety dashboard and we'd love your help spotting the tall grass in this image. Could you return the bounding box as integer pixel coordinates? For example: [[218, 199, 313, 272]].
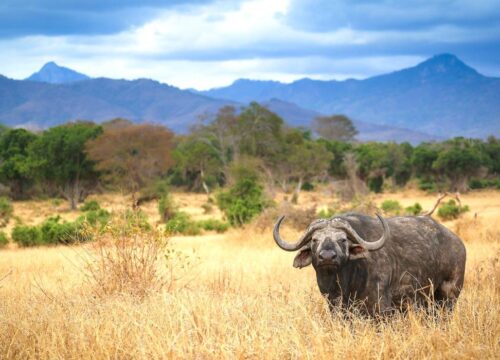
[[0, 213, 498, 358], [82, 218, 170, 299]]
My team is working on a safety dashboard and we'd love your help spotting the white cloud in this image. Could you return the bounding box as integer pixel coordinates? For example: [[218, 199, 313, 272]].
[[0, 0, 499, 89]]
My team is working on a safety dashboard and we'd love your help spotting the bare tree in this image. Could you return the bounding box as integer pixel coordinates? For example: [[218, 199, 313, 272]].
[[312, 115, 358, 142]]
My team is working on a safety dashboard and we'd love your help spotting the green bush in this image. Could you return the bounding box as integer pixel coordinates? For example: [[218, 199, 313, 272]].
[[0, 196, 13, 227], [80, 200, 101, 211], [437, 200, 470, 221], [11, 225, 43, 247], [138, 179, 170, 203], [405, 202, 423, 215], [39, 216, 86, 245], [301, 182, 314, 191], [12, 216, 88, 247], [469, 178, 500, 190], [158, 193, 176, 222], [418, 178, 436, 192], [381, 199, 402, 215], [165, 212, 201, 235], [217, 178, 270, 226], [198, 219, 229, 233], [0, 231, 8, 248], [78, 209, 111, 230]]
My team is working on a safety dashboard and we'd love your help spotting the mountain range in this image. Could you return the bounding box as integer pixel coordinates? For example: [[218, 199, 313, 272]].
[[202, 54, 500, 138], [0, 54, 498, 142]]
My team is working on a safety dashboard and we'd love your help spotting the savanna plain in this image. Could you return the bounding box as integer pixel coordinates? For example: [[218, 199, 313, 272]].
[[0, 189, 499, 359]]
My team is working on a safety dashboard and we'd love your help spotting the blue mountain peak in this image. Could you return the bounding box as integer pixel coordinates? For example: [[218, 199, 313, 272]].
[[27, 61, 90, 84], [413, 53, 479, 77]]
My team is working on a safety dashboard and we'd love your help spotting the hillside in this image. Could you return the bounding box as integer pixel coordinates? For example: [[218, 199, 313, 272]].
[[0, 72, 435, 143], [0, 76, 235, 130], [203, 54, 500, 138], [1, 54, 496, 141], [262, 98, 441, 143]]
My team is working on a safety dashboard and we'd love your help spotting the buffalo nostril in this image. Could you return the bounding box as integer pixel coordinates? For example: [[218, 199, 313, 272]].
[[319, 250, 336, 261]]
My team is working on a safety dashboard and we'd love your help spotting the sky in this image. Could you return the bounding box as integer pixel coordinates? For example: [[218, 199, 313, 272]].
[[1, 0, 500, 90]]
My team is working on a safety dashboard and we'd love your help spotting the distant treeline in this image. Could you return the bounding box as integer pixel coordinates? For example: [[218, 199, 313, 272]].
[[0, 102, 498, 209]]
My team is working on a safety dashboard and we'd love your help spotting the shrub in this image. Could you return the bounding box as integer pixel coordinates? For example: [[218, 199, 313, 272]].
[[165, 212, 201, 235], [381, 199, 402, 215], [11, 225, 42, 247], [158, 193, 176, 222], [405, 202, 423, 215], [469, 178, 500, 190], [78, 209, 111, 231], [83, 219, 173, 299], [217, 178, 270, 226], [0, 231, 8, 248], [138, 179, 170, 204], [418, 178, 436, 192], [0, 196, 13, 227], [198, 219, 229, 233], [437, 200, 470, 221], [80, 200, 101, 211], [39, 216, 88, 245], [124, 209, 152, 232], [301, 182, 315, 191], [12, 217, 89, 247]]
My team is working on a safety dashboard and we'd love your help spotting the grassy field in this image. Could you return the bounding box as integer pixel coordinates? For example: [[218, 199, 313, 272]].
[[0, 190, 499, 359]]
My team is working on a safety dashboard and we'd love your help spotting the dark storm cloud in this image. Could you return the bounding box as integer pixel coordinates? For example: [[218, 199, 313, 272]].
[[280, 0, 500, 75], [0, 0, 216, 38]]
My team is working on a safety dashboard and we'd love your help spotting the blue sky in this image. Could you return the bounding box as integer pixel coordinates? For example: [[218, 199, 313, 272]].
[[1, 0, 499, 89]]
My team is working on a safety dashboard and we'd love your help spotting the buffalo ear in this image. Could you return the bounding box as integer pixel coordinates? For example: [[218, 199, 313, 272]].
[[293, 247, 312, 268], [349, 244, 368, 260]]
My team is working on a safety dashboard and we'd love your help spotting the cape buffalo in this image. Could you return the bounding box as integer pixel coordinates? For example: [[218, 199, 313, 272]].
[[273, 213, 466, 316]]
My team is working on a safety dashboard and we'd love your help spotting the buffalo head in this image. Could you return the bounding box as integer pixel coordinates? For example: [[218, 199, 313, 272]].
[[273, 215, 390, 269]]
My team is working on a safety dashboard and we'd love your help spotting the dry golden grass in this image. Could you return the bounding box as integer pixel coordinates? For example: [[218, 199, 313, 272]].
[[0, 190, 499, 359]]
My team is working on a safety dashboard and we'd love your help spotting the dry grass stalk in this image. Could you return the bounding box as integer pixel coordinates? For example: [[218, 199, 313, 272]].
[[81, 214, 171, 299]]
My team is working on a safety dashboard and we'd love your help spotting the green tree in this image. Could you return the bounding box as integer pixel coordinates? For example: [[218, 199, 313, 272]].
[[386, 142, 413, 187], [354, 142, 390, 192], [173, 136, 223, 194], [0, 128, 37, 199], [197, 106, 239, 180], [354, 142, 413, 192], [432, 137, 486, 192], [319, 139, 353, 178], [483, 136, 500, 175], [217, 177, 269, 226], [29, 122, 102, 210], [411, 143, 440, 177], [188, 104, 286, 186], [287, 139, 332, 203], [312, 115, 358, 142], [237, 102, 285, 162]]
